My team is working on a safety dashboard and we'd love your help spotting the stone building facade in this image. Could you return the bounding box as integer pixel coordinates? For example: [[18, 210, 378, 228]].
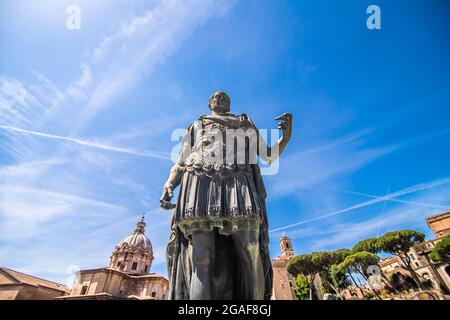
[[58, 217, 168, 300], [0, 268, 69, 300], [380, 211, 450, 294], [271, 235, 297, 300], [426, 211, 450, 238], [407, 237, 450, 293]]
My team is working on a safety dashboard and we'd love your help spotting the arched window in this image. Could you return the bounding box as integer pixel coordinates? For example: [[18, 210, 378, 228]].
[[445, 265, 450, 278], [80, 285, 88, 295]]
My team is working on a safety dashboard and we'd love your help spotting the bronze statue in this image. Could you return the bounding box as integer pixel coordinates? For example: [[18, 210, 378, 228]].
[[160, 91, 292, 300]]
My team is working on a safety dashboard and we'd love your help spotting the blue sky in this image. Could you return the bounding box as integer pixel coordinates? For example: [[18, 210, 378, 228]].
[[1, 0, 450, 286]]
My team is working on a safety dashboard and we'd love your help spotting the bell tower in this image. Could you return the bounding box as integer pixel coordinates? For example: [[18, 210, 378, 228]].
[[280, 233, 294, 259], [271, 234, 297, 300]]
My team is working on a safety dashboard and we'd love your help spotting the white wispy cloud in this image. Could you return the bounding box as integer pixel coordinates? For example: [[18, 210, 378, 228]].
[[270, 176, 450, 233], [73, 0, 235, 130], [267, 124, 450, 204], [334, 188, 450, 210], [0, 185, 128, 239], [309, 188, 450, 250], [0, 124, 171, 160], [0, 76, 39, 128], [270, 184, 450, 255], [267, 136, 396, 199], [66, 64, 92, 100]]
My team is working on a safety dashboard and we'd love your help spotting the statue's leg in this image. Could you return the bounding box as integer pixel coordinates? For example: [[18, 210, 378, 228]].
[[214, 233, 236, 299], [231, 228, 265, 300], [190, 230, 215, 300]]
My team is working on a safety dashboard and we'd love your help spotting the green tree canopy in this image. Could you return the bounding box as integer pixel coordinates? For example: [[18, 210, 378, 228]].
[[429, 234, 450, 263], [288, 249, 353, 277], [331, 248, 352, 265], [337, 251, 379, 277], [311, 251, 333, 271], [377, 230, 425, 256], [352, 238, 380, 254], [294, 274, 311, 300], [287, 251, 333, 275], [288, 251, 345, 300], [287, 253, 315, 276]]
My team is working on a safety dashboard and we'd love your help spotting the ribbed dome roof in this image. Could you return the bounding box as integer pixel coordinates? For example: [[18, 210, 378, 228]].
[[117, 217, 153, 253], [118, 232, 152, 250]]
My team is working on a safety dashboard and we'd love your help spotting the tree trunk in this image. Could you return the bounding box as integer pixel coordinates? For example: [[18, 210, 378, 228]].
[[397, 254, 424, 290], [327, 281, 344, 300], [309, 273, 316, 300], [381, 272, 399, 294], [406, 263, 424, 290]]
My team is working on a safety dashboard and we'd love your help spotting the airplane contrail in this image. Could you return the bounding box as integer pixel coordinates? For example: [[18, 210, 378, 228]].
[[270, 177, 450, 232], [335, 189, 450, 211], [0, 124, 171, 160]]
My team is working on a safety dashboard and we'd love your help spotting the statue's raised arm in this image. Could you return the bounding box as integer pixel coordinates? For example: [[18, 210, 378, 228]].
[[256, 112, 293, 164]]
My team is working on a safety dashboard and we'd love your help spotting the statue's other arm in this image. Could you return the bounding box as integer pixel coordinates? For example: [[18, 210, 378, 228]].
[[256, 113, 292, 164], [160, 124, 194, 210]]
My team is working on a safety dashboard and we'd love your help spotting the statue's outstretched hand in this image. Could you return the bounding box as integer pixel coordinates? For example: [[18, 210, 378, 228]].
[[275, 112, 292, 139], [160, 184, 176, 210]]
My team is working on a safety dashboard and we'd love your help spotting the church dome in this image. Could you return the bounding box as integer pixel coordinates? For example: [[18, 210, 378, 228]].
[[118, 228, 152, 251], [109, 216, 155, 275], [117, 217, 152, 251]]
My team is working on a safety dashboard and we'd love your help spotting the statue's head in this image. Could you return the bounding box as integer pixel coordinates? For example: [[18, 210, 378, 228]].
[[208, 91, 231, 114]]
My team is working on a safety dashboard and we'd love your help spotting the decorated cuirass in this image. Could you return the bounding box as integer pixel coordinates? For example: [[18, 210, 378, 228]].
[[182, 114, 259, 177]]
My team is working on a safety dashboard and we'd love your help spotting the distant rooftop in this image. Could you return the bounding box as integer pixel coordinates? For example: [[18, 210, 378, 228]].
[[0, 267, 69, 293]]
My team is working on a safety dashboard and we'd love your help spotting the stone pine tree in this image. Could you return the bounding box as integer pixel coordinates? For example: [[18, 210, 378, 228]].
[[352, 237, 398, 293], [337, 251, 382, 300], [329, 264, 351, 297], [287, 253, 317, 300], [377, 230, 425, 290], [287, 250, 351, 300], [320, 249, 352, 299]]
